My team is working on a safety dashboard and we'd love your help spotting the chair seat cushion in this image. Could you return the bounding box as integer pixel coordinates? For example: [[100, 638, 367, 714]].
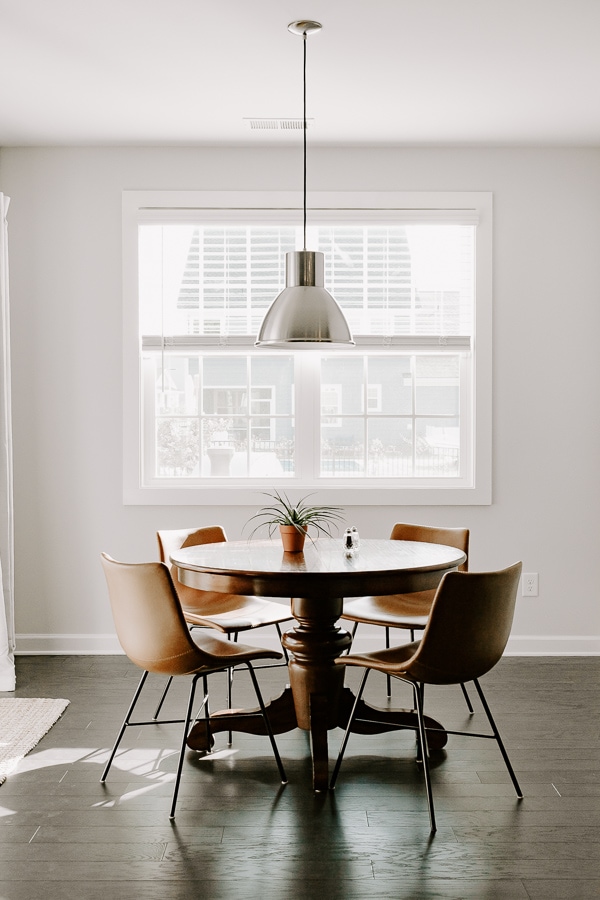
[[190, 629, 284, 669], [341, 591, 432, 630], [182, 594, 292, 633], [336, 640, 421, 676]]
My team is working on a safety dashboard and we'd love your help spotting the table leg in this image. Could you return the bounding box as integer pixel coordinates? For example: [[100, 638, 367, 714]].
[[282, 596, 352, 791]]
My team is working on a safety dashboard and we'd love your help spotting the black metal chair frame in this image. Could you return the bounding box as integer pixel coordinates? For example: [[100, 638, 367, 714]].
[[330, 668, 522, 834], [152, 624, 289, 723], [101, 660, 287, 819]]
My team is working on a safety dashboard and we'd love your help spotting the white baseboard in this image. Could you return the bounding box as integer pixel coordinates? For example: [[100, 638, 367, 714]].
[[349, 633, 600, 656], [15, 631, 600, 656], [504, 635, 600, 655], [15, 633, 124, 655]]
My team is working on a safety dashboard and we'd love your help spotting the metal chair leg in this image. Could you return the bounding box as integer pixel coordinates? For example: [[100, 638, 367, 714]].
[[246, 663, 288, 784], [415, 682, 426, 761], [169, 673, 200, 819], [329, 669, 370, 790], [202, 674, 210, 732], [101, 670, 149, 782], [153, 676, 173, 720], [226, 634, 239, 744], [472, 678, 523, 798], [413, 680, 436, 834], [344, 621, 359, 654], [275, 622, 289, 663], [460, 681, 474, 714], [385, 626, 392, 697]]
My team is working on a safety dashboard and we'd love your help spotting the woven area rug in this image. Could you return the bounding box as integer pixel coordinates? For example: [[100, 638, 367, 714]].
[[0, 698, 69, 785]]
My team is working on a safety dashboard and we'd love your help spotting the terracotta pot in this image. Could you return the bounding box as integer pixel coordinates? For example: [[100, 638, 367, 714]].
[[279, 524, 307, 553]]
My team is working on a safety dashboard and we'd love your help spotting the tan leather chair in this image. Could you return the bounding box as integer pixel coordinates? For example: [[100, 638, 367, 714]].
[[157, 526, 294, 720], [342, 523, 470, 702], [100, 554, 287, 819], [331, 562, 523, 833], [158, 526, 293, 637]]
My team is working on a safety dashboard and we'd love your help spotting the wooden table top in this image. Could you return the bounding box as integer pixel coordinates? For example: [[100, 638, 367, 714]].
[[171, 538, 466, 600]]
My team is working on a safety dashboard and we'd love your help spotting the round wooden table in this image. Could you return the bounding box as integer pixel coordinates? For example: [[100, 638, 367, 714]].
[[171, 538, 466, 791]]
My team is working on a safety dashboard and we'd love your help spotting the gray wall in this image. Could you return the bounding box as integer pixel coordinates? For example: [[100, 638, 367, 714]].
[[1, 145, 599, 653]]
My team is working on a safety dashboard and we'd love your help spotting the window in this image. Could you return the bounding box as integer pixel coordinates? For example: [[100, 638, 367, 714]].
[[123, 191, 491, 505]]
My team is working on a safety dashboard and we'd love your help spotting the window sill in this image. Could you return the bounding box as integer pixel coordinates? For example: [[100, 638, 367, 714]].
[[123, 482, 491, 506]]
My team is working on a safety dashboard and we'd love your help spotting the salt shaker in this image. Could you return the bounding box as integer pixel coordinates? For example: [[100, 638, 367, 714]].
[[351, 526, 360, 551], [344, 528, 355, 558]]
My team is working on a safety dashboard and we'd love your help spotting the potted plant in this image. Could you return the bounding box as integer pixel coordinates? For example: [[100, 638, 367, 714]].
[[246, 490, 345, 552]]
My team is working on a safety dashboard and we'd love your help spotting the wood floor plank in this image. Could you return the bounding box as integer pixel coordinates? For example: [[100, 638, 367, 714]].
[[33, 824, 224, 844], [0, 842, 167, 862], [0, 878, 531, 900]]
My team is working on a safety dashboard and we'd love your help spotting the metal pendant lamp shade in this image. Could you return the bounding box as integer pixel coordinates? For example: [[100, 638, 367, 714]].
[[256, 21, 354, 349], [256, 249, 353, 347]]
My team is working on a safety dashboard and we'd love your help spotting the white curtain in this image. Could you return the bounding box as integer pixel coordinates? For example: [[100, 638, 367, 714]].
[[0, 193, 15, 691]]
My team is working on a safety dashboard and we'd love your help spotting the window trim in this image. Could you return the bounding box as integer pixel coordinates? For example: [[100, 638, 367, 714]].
[[123, 190, 492, 505]]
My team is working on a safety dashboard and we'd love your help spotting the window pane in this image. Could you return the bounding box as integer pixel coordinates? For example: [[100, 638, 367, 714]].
[[416, 417, 460, 476], [154, 355, 199, 415], [415, 356, 460, 416], [139, 224, 296, 337], [321, 357, 363, 415], [250, 356, 294, 414], [315, 224, 473, 336], [250, 418, 293, 477], [321, 417, 365, 476], [156, 418, 199, 477], [367, 356, 412, 415], [202, 356, 247, 406], [318, 226, 411, 326], [203, 419, 244, 477], [367, 419, 414, 477], [140, 222, 474, 340]]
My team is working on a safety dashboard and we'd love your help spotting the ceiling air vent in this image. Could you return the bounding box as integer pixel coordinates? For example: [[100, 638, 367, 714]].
[[243, 118, 314, 131]]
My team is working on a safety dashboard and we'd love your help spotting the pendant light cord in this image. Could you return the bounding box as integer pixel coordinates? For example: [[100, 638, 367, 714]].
[[303, 30, 307, 250]]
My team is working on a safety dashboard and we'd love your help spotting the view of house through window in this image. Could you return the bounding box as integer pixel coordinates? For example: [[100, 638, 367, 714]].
[[125, 191, 490, 502]]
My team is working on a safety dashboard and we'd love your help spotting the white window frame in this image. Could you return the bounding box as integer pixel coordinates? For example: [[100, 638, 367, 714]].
[[123, 190, 492, 505]]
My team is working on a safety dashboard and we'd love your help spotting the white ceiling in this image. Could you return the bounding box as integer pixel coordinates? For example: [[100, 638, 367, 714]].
[[2, 0, 600, 147]]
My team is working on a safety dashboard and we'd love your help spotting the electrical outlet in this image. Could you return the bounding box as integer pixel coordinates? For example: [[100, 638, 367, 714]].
[[522, 573, 539, 596]]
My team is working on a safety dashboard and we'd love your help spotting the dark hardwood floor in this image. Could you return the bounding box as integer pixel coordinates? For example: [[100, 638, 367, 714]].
[[1, 653, 599, 899]]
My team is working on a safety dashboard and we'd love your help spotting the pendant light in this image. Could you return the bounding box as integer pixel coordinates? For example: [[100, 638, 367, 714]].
[[255, 20, 354, 348]]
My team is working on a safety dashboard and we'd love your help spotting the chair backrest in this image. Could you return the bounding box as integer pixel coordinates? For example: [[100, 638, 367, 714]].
[[157, 526, 228, 609], [100, 553, 208, 675], [405, 562, 522, 685], [390, 523, 469, 572]]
